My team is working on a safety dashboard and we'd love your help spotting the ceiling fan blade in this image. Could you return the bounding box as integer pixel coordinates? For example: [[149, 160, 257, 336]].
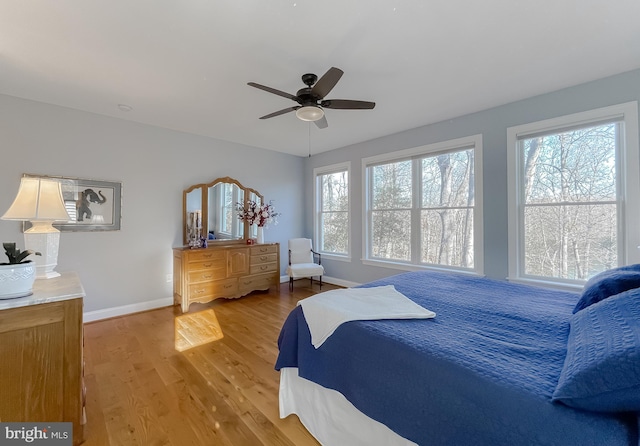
[[314, 115, 328, 129], [321, 99, 376, 110], [259, 106, 299, 120], [311, 67, 344, 99], [248, 82, 300, 102]]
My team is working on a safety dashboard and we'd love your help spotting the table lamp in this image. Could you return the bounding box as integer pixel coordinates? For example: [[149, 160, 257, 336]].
[[1, 177, 70, 279]]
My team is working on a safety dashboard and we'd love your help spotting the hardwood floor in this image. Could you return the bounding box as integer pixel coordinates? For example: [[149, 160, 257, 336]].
[[82, 280, 339, 446]]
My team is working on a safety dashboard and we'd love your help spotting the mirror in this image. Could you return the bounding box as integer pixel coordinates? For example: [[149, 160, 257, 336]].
[[183, 177, 263, 245]]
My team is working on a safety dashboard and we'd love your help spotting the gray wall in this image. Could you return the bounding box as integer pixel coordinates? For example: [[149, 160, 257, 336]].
[[0, 94, 305, 315], [304, 68, 640, 285], [2, 68, 637, 315]]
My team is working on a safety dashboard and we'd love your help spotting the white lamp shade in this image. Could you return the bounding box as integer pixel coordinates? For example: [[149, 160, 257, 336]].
[[296, 106, 324, 122], [1, 177, 70, 279], [2, 177, 70, 221]]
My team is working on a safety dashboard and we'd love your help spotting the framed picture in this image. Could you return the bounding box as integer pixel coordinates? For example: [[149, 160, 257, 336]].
[[23, 174, 122, 232]]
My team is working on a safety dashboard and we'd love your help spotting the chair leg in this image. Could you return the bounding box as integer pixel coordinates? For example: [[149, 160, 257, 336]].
[[320, 275, 323, 288], [289, 277, 293, 292], [310, 277, 313, 286]]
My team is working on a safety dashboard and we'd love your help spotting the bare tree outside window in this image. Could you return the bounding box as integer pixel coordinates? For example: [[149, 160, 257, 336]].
[[521, 124, 617, 280], [371, 160, 412, 261], [368, 147, 476, 267], [421, 149, 474, 267], [319, 170, 349, 254]]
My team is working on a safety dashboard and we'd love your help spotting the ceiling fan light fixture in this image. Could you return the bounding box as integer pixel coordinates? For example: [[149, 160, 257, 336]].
[[296, 105, 324, 122]]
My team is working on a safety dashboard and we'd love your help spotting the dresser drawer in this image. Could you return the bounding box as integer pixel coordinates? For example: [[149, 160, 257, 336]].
[[188, 249, 226, 262], [239, 273, 277, 292], [189, 278, 237, 299], [188, 268, 224, 283], [250, 253, 278, 265], [188, 282, 215, 300], [251, 245, 278, 255], [188, 259, 226, 273], [249, 262, 277, 275], [212, 278, 238, 296]]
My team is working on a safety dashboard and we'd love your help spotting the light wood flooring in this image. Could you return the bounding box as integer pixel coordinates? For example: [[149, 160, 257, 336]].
[[82, 280, 340, 446]]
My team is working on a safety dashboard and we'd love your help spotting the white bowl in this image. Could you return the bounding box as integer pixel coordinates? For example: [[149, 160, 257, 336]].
[[0, 262, 36, 299]]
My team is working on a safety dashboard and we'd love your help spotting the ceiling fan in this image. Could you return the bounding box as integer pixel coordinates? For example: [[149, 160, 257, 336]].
[[247, 67, 375, 129]]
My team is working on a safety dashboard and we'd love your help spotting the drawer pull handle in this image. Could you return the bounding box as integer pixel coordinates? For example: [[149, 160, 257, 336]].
[[194, 289, 205, 294], [260, 256, 268, 261], [243, 281, 252, 285], [260, 265, 268, 270], [203, 263, 212, 267], [203, 254, 213, 258], [260, 248, 268, 252], [224, 284, 233, 289], [203, 274, 213, 279]]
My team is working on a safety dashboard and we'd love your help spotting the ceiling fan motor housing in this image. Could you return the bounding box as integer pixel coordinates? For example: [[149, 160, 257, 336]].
[[296, 87, 316, 104]]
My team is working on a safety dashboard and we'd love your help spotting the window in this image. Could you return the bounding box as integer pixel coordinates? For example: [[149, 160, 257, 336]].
[[220, 183, 237, 235], [213, 183, 243, 239], [370, 159, 412, 261], [421, 150, 476, 267], [314, 162, 350, 259], [363, 135, 483, 274], [507, 102, 640, 287]]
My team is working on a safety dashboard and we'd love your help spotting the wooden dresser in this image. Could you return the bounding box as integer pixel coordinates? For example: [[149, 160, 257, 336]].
[[173, 242, 280, 312], [0, 272, 85, 445]]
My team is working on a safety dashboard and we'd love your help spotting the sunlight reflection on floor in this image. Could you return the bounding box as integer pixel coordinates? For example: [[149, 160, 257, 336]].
[[175, 309, 224, 351]]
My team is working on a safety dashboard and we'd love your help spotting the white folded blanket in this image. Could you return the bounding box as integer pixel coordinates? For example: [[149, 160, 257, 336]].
[[298, 285, 436, 348]]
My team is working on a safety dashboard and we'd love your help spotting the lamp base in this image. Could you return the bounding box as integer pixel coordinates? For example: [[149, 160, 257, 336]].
[[38, 270, 61, 279], [24, 222, 61, 280]]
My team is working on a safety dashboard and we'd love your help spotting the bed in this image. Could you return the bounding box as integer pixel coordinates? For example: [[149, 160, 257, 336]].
[[275, 270, 640, 446]]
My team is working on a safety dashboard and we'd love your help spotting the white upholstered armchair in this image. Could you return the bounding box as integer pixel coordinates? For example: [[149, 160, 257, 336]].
[[286, 238, 324, 291]]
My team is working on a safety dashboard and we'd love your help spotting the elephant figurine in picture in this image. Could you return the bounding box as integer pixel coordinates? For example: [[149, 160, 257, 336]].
[[76, 188, 107, 222]]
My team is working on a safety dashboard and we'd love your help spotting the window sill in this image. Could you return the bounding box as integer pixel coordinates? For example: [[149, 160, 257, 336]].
[[507, 276, 584, 293], [320, 254, 351, 263], [362, 259, 482, 276]]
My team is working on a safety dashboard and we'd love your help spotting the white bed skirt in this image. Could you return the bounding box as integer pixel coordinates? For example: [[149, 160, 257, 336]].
[[279, 367, 417, 446]]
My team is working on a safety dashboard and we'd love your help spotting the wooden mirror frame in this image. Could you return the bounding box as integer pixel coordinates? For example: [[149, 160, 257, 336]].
[[183, 176, 263, 245]]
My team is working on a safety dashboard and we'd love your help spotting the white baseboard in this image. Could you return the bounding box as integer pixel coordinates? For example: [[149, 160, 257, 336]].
[[84, 297, 174, 323], [323, 276, 360, 288], [279, 275, 360, 288], [86, 276, 361, 323]]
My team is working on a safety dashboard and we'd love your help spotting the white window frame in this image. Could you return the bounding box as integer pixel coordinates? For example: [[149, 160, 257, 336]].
[[507, 101, 640, 290], [314, 161, 351, 261], [362, 134, 484, 275]]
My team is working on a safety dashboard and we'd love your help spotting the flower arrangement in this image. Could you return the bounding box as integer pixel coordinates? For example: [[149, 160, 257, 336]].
[[236, 200, 281, 227]]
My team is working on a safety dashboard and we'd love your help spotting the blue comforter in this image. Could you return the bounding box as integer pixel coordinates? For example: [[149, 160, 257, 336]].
[[275, 271, 638, 446]]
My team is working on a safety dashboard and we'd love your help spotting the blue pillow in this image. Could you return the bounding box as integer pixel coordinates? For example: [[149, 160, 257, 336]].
[[552, 288, 640, 412], [573, 264, 640, 314]]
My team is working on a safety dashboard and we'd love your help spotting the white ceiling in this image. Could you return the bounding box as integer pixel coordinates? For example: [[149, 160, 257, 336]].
[[2, 1, 640, 157]]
